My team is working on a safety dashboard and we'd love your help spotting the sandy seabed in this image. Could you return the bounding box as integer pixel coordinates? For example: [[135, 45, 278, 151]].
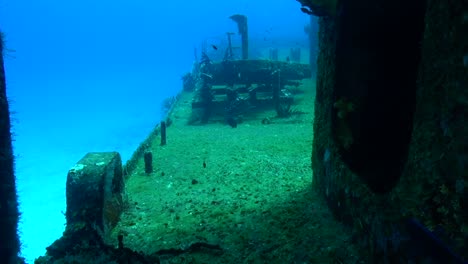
[[109, 79, 362, 263]]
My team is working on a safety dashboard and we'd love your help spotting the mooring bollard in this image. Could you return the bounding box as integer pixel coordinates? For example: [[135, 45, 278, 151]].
[[160, 121, 166, 146], [144, 151, 153, 174], [66, 152, 125, 239]]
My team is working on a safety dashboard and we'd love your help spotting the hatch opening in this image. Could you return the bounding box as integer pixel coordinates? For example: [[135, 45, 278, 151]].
[[332, 0, 427, 193]]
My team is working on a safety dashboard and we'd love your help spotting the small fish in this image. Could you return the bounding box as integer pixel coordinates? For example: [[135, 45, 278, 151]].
[[300, 7, 314, 15], [300, 5, 330, 17], [203, 160, 206, 168], [211, 45, 218, 50]]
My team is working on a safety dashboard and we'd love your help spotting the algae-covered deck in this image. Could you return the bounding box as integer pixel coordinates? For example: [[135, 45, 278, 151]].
[[108, 79, 361, 263]]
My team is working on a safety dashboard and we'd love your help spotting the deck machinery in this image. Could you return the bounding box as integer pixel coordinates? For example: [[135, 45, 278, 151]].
[[188, 58, 311, 127]]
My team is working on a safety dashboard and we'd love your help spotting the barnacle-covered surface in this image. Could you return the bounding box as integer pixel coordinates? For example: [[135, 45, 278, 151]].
[[311, 0, 467, 262], [397, 0, 468, 256], [0, 30, 24, 264]]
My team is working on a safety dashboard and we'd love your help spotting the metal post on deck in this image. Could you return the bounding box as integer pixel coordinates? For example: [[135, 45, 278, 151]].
[[160, 121, 166, 146], [273, 69, 281, 114], [229, 14, 248, 60], [269, 48, 278, 61], [144, 151, 153, 174], [290, 47, 301, 63], [226, 32, 234, 60]]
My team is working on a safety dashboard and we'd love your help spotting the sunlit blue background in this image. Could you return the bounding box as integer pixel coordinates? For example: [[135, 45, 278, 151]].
[[0, 0, 314, 262]]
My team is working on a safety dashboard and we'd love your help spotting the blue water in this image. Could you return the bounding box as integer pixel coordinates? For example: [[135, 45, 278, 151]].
[[0, 0, 309, 262]]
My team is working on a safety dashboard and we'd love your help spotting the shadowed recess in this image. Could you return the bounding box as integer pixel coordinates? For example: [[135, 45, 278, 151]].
[[332, 0, 427, 193]]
